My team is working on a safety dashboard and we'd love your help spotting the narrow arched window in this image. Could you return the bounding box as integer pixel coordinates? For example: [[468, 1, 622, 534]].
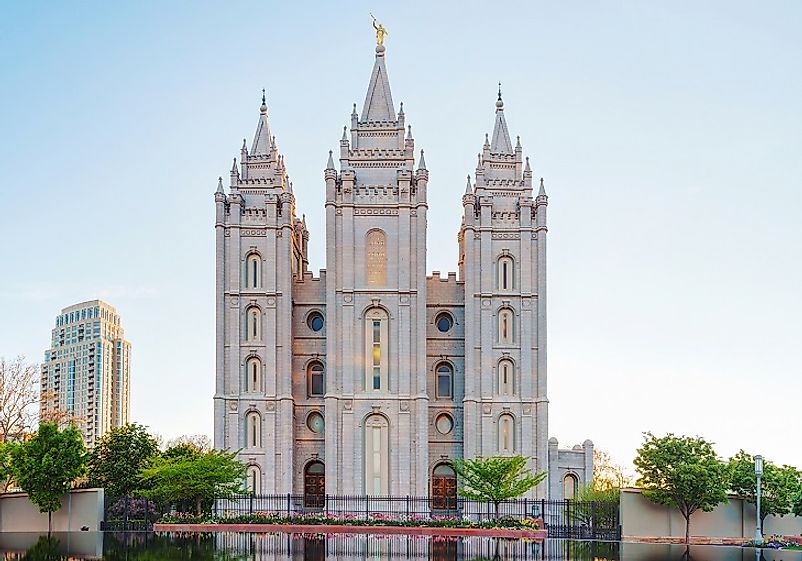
[[498, 414, 514, 454], [246, 307, 261, 341], [246, 254, 261, 289], [365, 414, 389, 496], [564, 474, 578, 500], [247, 465, 261, 494], [435, 362, 453, 399], [246, 411, 261, 448], [246, 357, 261, 393], [366, 230, 387, 286], [498, 308, 514, 345], [498, 256, 514, 291], [365, 308, 388, 391], [498, 359, 514, 396], [308, 361, 325, 397]]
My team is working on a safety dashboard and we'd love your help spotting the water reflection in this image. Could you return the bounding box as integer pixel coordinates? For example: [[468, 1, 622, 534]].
[[1, 534, 800, 561]]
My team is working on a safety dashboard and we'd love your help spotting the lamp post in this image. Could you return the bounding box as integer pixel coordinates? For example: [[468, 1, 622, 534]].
[[754, 454, 763, 545]]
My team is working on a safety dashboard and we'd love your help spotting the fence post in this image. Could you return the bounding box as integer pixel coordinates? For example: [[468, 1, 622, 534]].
[[286, 493, 291, 517], [591, 501, 597, 540], [541, 498, 545, 530], [250, 493, 254, 515]]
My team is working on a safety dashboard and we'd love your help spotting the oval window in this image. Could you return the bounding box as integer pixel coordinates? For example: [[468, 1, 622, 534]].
[[435, 413, 454, 435], [435, 312, 453, 333], [307, 312, 324, 332], [307, 412, 325, 434]]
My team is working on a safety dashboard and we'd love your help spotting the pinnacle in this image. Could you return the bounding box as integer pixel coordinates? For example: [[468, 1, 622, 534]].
[[418, 149, 426, 171], [326, 150, 335, 170]]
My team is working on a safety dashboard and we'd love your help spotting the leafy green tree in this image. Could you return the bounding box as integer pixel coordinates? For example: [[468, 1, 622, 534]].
[[452, 455, 546, 518], [10, 423, 86, 532], [728, 451, 800, 524], [138, 449, 245, 514], [0, 441, 15, 492], [570, 484, 620, 528], [87, 423, 160, 497], [161, 442, 203, 461], [634, 432, 728, 544]]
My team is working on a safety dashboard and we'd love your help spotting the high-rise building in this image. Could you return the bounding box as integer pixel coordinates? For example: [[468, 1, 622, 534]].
[[214, 41, 593, 502], [41, 300, 131, 447]]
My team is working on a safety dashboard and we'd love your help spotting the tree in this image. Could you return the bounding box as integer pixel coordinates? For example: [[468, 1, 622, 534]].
[[452, 455, 547, 518], [0, 441, 15, 492], [10, 423, 86, 532], [138, 449, 245, 515], [164, 434, 211, 452], [593, 449, 634, 491], [87, 423, 160, 497], [634, 432, 728, 544], [570, 484, 621, 529], [728, 451, 800, 524], [0, 356, 39, 442]]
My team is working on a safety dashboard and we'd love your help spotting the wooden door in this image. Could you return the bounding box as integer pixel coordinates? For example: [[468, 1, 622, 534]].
[[304, 462, 325, 508], [431, 464, 457, 510]]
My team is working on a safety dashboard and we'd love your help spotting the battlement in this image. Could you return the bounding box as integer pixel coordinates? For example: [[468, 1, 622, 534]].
[[295, 269, 327, 283], [426, 271, 461, 284]]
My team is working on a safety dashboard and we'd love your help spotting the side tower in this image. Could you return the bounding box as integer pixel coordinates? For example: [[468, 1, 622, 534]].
[[323, 43, 430, 495], [459, 91, 549, 497], [214, 93, 308, 493]]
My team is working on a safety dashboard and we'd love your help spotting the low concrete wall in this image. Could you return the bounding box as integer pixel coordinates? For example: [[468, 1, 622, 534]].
[[0, 488, 104, 532], [621, 487, 802, 540]]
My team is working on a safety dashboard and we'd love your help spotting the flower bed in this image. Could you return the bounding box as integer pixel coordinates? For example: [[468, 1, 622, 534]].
[[153, 512, 546, 538]]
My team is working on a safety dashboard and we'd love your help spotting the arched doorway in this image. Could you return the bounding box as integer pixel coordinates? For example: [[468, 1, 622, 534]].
[[431, 463, 457, 510], [304, 461, 325, 508]]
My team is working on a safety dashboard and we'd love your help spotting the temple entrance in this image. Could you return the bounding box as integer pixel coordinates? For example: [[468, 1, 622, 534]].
[[304, 461, 325, 508], [431, 463, 457, 510]]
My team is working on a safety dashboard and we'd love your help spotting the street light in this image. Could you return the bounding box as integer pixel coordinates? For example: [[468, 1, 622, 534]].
[[754, 455, 763, 546]]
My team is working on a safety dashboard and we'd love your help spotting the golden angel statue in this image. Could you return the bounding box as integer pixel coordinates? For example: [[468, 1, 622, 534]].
[[370, 13, 388, 46]]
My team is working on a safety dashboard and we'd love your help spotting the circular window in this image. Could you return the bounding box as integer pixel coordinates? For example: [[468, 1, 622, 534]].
[[307, 412, 325, 434], [435, 312, 453, 333], [435, 413, 454, 435], [307, 312, 324, 332]]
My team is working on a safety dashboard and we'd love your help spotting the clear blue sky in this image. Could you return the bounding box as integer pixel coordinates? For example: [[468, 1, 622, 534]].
[[1, 1, 800, 472]]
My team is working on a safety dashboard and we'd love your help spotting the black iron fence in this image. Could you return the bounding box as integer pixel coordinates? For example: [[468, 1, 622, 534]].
[[103, 494, 620, 540]]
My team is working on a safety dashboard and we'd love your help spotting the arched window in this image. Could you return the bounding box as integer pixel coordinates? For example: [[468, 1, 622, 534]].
[[246, 253, 261, 289], [435, 362, 453, 399], [498, 359, 514, 396], [364, 414, 389, 496], [246, 411, 261, 448], [246, 307, 261, 341], [498, 414, 514, 454], [246, 465, 261, 494], [564, 474, 578, 500], [498, 256, 514, 291], [498, 308, 514, 345], [366, 230, 387, 286], [308, 361, 325, 397], [365, 308, 388, 391], [246, 357, 261, 393]]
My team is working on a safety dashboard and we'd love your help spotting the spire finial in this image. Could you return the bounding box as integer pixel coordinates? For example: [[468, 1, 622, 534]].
[[465, 175, 472, 194], [341, 126, 347, 141], [242, 138, 247, 150], [231, 157, 237, 171], [525, 156, 531, 173], [406, 124, 412, 140], [352, 103, 357, 115], [418, 149, 426, 171], [260, 89, 267, 114], [217, 176, 224, 193], [399, 101, 404, 114], [496, 82, 504, 109], [516, 135, 521, 149], [326, 149, 335, 170], [539, 177, 547, 196]]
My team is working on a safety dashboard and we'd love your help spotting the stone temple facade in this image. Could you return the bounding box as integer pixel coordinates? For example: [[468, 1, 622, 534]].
[[214, 43, 593, 502]]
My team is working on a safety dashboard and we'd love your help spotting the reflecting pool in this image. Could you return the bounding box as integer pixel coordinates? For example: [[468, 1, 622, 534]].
[[1, 533, 799, 561]]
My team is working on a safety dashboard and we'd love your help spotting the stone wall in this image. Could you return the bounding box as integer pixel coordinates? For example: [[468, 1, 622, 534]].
[[0, 488, 104, 532], [621, 487, 802, 540]]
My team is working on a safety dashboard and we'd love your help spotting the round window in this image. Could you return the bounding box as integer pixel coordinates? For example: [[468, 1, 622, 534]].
[[435, 312, 453, 333], [307, 412, 325, 434], [307, 312, 324, 332], [435, 413, 454, 435]]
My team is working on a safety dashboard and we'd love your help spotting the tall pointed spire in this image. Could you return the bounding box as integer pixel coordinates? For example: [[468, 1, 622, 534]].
[[538, 177, 547, 197], [251, 89, 273, 155], [417, 149, 426, 171], [361, 45, 396, 121], [490, 84, 513, 154], [326, 150, 335, 170]]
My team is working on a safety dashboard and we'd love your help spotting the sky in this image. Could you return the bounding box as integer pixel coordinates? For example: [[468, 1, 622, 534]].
[[1, 1, 800, 473]]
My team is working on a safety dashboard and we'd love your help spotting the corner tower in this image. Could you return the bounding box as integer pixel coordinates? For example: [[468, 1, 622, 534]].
[[323, 43, 430, 495], [214, 92, 308, 493], [459, 89, 549, 497]]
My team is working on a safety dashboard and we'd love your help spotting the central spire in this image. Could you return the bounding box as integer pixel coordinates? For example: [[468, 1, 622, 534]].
[[361, 45, 396, 122], [490, 84, 513, 154], [251, 89, 273, 155]]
